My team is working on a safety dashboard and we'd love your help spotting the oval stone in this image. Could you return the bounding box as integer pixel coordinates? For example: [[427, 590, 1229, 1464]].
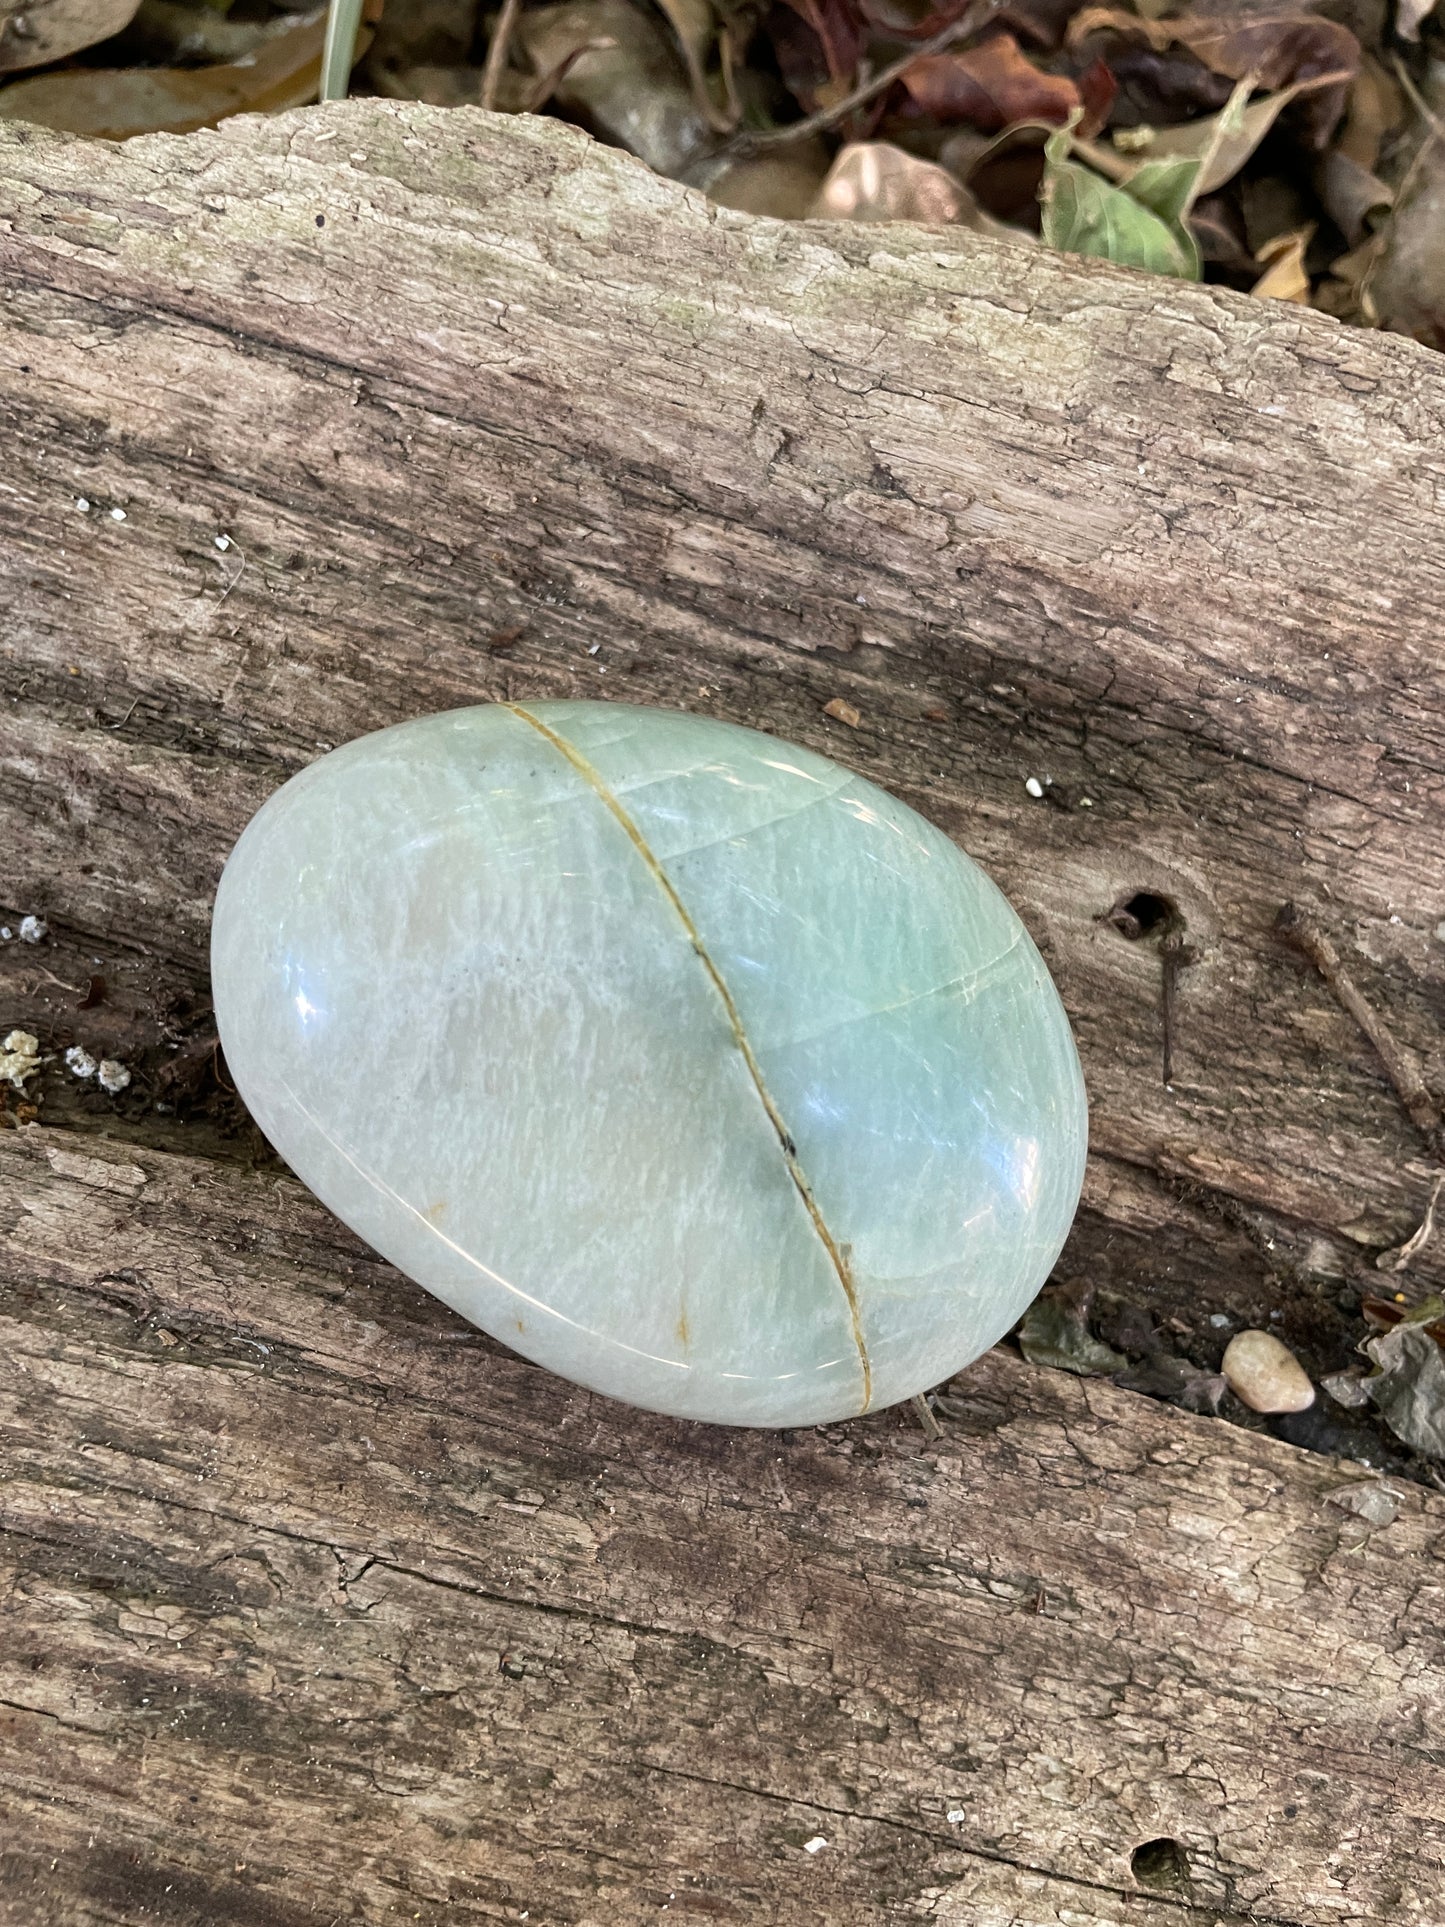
[[212, 701, 1087, 1427]]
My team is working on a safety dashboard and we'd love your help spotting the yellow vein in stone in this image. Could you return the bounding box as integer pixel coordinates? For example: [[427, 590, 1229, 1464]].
[[505, 703, 873, 1413]]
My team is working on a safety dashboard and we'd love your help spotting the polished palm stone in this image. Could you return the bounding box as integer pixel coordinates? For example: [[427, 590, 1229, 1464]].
[[212, 701, 1087, 1427]]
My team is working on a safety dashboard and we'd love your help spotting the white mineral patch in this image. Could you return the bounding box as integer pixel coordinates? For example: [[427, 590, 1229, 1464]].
[[1, 1031, 42, 1089]]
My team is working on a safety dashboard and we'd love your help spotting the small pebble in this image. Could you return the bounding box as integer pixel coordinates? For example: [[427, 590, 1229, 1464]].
[[97, 1058, 131, 1095], [0, 927, 10, 941], [18, 915, 47, 943], [1024, 776, 1045, 799], [110, 506, 127, 521], [1221, 1330, 1314, 1414], [64, 1046, 97, 1079], [214, 533, 231, 551], [75, 497, 90, 513], [1208, 1312, 1231, 1328], [802, 1837, 828, 1855]]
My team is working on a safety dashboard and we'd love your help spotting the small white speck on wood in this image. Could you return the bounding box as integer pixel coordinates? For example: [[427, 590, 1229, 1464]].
[[802, 1836, 828, 1854]]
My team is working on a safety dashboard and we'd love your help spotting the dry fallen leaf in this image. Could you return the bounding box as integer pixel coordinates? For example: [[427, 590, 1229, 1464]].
[[1251, 224, 1314, 301], [1364, 1321, 1445, 1458], [519, 0, 708, 175], [708, 141, 835, 218], [1135, 71, 1355, 200], [823, 696, 862, 726], [0, 10, 353, 138], [898, 31, 1081, 131], [1018, 1289, 1128, 1376], [1396, 0, 1440, 39], [0, 0, 140, 74], [812, 139, 986, 224]]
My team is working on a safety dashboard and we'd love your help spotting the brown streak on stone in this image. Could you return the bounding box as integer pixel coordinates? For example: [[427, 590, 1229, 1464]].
[[504, 701, 874, 1413]]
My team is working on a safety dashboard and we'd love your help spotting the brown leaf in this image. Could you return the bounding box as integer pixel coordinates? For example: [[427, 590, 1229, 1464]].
[[520, 0, 709, 175], [1189, 191, 1254, 271], [0, 0, 140, 74], [811, 138, 1006, 225], [1396, 0, 1440, 37], [1251, 223, 1314, 301], [1366, 113, 1445, 351], [767, 0, 863, 110], [1076, 53, 1116, 136], [1314, 147, 1391, 249], [1068, 7, 1360, 147], [1069, 29, 1233, 127], [1174, 15, 1359, 148], [0, 13, 353, 138], [823, 695, 862, 726], [708, 140, 835, 216], [128, 0, 324, 66], [1336, 56, 1405, 171], [899, 30, 1080, 130], [1132, 71, 1352, 198], [1365, 1322, 1445, 1457]]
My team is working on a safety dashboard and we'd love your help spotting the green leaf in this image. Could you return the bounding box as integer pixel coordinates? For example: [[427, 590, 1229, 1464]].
[[1054, 166, 1199, 277], [1041, 125, 1200, 279], [1123, 155, 1201, 226]]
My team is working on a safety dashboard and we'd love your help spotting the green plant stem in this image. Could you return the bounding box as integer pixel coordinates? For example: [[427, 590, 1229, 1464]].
[[321, 0, 365, 103]]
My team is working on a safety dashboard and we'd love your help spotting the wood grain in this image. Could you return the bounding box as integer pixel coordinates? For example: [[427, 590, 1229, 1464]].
[[4, 1124, 1445, 1925], [1, 99, 1444, 1923]]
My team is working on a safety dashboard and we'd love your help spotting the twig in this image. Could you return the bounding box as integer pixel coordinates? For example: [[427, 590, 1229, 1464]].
[[1377, 1172, 1445, 1274], [911, 1392, 944, 1440], [482, 0, 524, 113], [1276, 903, 1445, 1162], [726, 0, 1004, 156]]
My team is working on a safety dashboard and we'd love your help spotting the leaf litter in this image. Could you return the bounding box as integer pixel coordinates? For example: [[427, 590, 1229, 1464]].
[[0, 0, 1438, 343]]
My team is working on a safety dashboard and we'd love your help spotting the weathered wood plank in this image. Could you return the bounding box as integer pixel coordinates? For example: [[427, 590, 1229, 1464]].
[[2, 98, 1445, 1925], [1, 102, 1443, 1313], [3, 1123, 1444, 1925]]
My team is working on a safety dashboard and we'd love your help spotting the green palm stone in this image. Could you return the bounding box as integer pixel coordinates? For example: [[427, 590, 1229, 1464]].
[[211, 701, 1087, 1426]]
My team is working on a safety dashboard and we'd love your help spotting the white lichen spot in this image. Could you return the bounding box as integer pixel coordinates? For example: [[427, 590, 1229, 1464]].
[[802, 1836, 828, 1854], [1, 1031, 42, 1090], [97, 1059, 132, 1095], [18, 915, 47, 943], [1024, 776, 1045, 799], [65, 1046, 98, 1080]]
